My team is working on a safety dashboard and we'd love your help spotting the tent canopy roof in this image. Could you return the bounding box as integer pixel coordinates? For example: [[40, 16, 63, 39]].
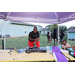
[[0, 12, 75, 24]]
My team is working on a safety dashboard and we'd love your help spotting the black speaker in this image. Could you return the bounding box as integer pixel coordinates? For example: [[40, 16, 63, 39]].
[[52, 28, 58, 39]]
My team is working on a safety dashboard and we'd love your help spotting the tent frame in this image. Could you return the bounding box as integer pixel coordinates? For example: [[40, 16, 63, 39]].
[[0, 12, 75, 49], [55, 12, 59, 46], [4, 12, 11, 50]]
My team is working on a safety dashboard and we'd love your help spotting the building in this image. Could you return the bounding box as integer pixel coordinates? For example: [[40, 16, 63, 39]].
[[41, 28, 50, 34], [0, 20, 43, 38], [68, 28, 75, 40], [36, 25, 42, 33]]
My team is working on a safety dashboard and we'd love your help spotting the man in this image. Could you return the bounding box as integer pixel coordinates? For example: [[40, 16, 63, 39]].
[[62, 40, 71, 50], [59, 31, 65, 44], [28, 27, 40, 48], [47, 32, 51, 44]]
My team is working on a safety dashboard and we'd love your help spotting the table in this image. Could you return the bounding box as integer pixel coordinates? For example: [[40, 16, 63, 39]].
[[0, 50, 75, 62], [60, 49, 69, 53]]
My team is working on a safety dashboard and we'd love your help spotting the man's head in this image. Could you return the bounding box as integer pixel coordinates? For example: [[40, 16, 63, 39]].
[[47, 32, 49, 34], [60, 30, 63, 33], [33, 27, 37, 33], [62, 40, 67, 45]]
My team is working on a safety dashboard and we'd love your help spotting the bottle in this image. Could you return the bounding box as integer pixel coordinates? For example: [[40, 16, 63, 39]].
[[59, 44, 61, 49], [49, 47, 52, 54]]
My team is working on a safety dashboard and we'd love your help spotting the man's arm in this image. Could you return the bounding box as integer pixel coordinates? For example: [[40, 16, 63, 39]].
[[29, 37, 39, 41], [67, 44, 71, 48], [33, 38, 39, 45], [35, 37, 39, 41], [35, 32, 40, 41], [72, 46, 75, 50], [29, 37, 36, 41]]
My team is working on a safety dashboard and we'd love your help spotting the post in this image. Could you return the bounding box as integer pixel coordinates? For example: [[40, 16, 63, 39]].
[[2, 40, 4, 49], [9, 22, 11, 37], [4, 21, 6, 50], [3, 12, 11, 50], [58, 19, 59, 46], [55, 12, 60, 46]]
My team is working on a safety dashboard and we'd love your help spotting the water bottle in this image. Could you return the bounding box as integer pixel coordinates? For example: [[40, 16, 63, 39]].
[[58, 45, 61, 49], [49, 47, 52, 54]]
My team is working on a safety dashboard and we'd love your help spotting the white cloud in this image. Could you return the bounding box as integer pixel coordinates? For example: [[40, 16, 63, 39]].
[[59, 20, 75, 28], [0, 18, 75, 28], [28, 20, 75, 28], [26, 22, 50, 28]]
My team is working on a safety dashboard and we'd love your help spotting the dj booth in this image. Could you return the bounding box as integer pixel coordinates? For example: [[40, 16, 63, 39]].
[[0, 49, 75, 62], [25, 47, 47, 53]]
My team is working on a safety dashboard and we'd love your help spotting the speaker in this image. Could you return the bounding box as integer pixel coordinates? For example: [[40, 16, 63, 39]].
[[52, 28, 58, 39]]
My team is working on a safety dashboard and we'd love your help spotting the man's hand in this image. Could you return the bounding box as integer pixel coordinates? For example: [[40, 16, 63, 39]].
[[33, 38, 39, 45], [59, 34, 61, 36], [35, 38, 39, 41], [72, 46, 75, 50], [33, 41, 36, 45]]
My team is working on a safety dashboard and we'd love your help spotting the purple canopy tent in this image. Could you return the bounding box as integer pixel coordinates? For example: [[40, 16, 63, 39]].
[[0, 12, 75, 24], [0, 12, 75, 49]]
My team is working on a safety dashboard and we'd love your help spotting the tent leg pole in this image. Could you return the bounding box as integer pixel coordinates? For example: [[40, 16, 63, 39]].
[[57, 19, 60, 46], [3, 13, 11, 50], [4, 21, 6, 50], [54, 39, 55, 46], [58, 23, 59, 46]]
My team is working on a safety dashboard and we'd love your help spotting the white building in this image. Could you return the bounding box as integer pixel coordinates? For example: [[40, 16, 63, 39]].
[[0, 20, 43, 38]]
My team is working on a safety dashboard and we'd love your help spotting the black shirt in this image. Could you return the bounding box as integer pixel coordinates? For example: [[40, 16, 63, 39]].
[[47, 34, 50, 39], [60, 32, 65, 39], [29, 31, 39, 42]]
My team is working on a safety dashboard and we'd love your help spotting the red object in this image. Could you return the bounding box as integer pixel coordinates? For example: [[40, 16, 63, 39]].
[[74, 51, 75, 56], [28, 41, 40, 47]]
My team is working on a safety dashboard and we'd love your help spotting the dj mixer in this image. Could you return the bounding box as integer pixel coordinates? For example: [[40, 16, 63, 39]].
[[25, 47, 47, 54]]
